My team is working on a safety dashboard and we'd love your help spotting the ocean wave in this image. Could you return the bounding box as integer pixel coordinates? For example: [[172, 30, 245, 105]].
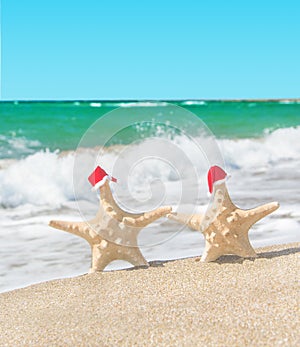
[[180, 100, 207, 106], [116, 101, 169, 108], [97, 101, 169, 108], [0, 135, 41, 159], [0, 147, 120, 208], [221, 126, 300, 171], [89, 102, 102, 107], [0, 126, 299, 208], [0, 150, 75, 208], [278, 100, 297, 104]]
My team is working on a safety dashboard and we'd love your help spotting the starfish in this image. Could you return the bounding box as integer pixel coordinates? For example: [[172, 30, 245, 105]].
[[50, 170, 171, 272], [168, 166, 279, 262], [200, 183, 279, 262]]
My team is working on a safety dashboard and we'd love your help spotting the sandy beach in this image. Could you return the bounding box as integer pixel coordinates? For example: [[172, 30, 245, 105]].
[[0, 242, 299, 346]]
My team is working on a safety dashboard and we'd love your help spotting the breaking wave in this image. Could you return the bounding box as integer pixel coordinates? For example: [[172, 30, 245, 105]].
[[220, 126, 300, 171], [0, 126, 299, 208], [0, 134, 41, 159]]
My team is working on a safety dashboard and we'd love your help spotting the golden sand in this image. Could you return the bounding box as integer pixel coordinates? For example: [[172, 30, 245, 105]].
[[0, 243, 299, 346]]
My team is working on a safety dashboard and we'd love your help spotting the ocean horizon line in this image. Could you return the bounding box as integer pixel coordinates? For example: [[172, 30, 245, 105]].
[[1, 97, 300, 104]]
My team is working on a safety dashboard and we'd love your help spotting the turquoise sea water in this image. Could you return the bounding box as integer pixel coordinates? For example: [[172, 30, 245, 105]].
[[1, 100, 299, 159]]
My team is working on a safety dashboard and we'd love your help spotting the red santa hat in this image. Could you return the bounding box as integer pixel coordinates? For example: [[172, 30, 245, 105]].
[[207, 165, 228, 194], [88, 166, 117, 190]]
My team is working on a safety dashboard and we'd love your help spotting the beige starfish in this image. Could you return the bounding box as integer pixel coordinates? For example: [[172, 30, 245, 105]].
[[167, 212, 202, 231], [49, 180, 171, 272], [168, 183, 279, 262]]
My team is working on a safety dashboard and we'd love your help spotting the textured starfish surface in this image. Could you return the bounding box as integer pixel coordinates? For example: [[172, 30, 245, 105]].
[[168, 183, 279, 262], [49, 181, 171, 272], [167, 212, 202, 231]]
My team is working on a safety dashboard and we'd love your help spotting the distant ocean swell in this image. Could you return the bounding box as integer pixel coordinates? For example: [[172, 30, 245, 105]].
[[0, 126, 299, 209]]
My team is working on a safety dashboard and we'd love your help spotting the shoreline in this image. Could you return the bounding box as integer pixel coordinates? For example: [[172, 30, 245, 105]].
[[0, 242, 299, 346]]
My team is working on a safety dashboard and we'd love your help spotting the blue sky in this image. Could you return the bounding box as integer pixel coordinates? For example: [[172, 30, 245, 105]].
[[2, 0, 300, 100]]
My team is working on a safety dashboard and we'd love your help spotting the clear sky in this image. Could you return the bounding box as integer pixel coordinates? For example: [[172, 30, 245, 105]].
[[1, 0, 299, 100]]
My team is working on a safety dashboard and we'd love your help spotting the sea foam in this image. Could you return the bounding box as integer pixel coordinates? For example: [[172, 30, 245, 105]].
[[0, 126, 299, 208], [221, 126, 300, 171], [0, 134, 41, 159]]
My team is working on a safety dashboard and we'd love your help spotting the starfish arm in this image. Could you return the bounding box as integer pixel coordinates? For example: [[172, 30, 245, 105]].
[[89, 254, 112, 272], [100, 201, 119, 219], [90, 244, 149, 272], [122, 206, 172, 227], [122, 247, 149, 267], [99, 181, 127, 218], [90, 243, 121, 272], [222, 191, 235, 209], [201, 242, 226, 262], [167, 212, 201, 231], [244, 201, 279, 225], [49, 220, 92, 242], [232, 240, 258, 258], [216, 183, 235, 209], [122, 210, 147, 218], [201, 241, 257, 262]]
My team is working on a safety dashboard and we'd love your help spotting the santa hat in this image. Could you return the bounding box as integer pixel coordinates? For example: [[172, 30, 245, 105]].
[[207, 166, 228, 194], [88, 166, 117, 190]]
